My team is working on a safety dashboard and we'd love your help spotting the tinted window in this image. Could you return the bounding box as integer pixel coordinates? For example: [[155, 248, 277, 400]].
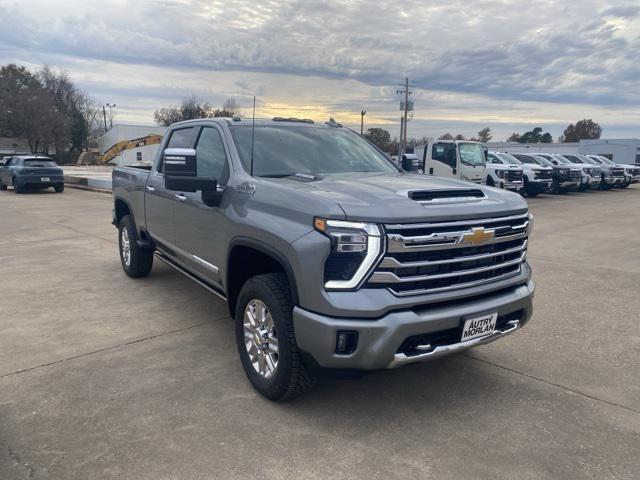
[[23, 159, 57, 167], [431, 143, 456, 168], [196, 127, 229, 183], [563, 155, 581, 163], [229, 126, 397, 177], [167, 127, 196, 149]]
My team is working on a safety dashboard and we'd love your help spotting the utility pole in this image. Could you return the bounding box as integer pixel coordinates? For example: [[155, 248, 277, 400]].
[[102, 105, 108, 133], [360, 110, 367, 135], [106, 103, 116, 130], [396, 77, 413, 159]]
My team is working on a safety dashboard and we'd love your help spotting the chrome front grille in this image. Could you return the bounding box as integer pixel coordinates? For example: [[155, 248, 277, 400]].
[[368, 213, 529, 296]]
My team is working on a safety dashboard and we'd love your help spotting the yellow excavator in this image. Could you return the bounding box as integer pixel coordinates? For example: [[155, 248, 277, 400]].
[[96, 134, 163, 165]]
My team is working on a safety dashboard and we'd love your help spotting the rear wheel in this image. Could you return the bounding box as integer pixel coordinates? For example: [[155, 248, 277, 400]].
[[118, 215, 153, 278], [54, 184, 64, 193], [235, 273, 315, 401], [0, 179, 6, 191], [13, 178, 22, 194]]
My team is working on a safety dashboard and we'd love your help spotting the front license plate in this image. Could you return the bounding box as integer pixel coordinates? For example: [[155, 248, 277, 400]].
[[461, 312, 497, 342], [41, 177, 50, 182]]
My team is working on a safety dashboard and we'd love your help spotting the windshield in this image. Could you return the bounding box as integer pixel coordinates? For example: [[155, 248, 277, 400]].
[[513, 154, 539, 165], [552, 155, 570, 165], [596, 156, 614, 165], [229, 125, 398, 177], [578, 154, 597, 164], [458, 142, 486, 166], [562, 154, 583, 164], [497, 153, 522, 165], [531, 155, 554, 167], [23, 159, 57, 167]]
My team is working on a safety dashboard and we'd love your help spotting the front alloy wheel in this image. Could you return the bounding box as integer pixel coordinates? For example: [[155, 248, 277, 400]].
[[243, 299, 279, 379], [120, 226, 131, 268]]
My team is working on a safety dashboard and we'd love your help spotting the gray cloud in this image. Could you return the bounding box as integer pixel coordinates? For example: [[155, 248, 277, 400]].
[[1, 0, 638, 138]]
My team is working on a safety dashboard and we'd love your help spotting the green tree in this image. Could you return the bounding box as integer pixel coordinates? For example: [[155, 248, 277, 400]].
[[561, 119, 602, 143], [364, 127, 392, 151], [540, 132, 553, 143]]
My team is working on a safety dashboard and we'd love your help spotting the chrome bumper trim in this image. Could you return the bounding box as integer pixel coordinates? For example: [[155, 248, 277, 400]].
[[387, 319, 520, 368]]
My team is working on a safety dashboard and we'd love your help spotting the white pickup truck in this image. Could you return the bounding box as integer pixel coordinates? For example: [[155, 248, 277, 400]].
[[487, 151, 552, 197]]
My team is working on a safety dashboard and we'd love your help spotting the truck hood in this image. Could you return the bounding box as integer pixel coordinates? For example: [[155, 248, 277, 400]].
[[262, 172, 528, 224]]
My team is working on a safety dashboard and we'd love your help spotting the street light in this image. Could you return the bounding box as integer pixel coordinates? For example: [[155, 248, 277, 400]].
[[360, 110, 366, 136], [103, 103, 116, 131]]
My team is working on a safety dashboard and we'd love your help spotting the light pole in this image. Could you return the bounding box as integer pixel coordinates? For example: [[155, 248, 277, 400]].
[[360, 110, 367, 136], [106, 103, 116, 130]]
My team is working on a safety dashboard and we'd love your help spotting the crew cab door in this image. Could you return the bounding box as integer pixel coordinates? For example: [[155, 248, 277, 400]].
[[427, 142, 458, 179], [145, 126, 198, 249], [172, 125, 230, 285]]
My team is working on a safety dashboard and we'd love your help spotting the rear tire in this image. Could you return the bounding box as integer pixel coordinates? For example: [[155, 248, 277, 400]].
[[118, 215, 153, 278], [235, 273, 316, 401], [0, 180, 6, 191], [13, 180, 22, 194], [54, 184, 64, 193]]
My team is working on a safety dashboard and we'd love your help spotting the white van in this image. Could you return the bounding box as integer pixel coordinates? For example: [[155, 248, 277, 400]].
[[415, 140, 487, 184]]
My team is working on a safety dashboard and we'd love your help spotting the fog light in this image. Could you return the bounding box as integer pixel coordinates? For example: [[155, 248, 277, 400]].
[[335, 331, 358, 355]]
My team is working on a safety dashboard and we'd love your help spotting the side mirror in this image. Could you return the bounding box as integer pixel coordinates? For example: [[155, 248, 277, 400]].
[[163, 148, 197, 177]]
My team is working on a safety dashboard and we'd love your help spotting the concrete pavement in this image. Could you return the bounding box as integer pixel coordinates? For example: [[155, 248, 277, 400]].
[[0, 187, 638, 479]]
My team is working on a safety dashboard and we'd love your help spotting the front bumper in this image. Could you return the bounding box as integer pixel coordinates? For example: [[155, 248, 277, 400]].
[[528, 179, 552, 193], [603, 176, 623, 185], [501, 181, 524, 191], [293, 280, 535, 371], [558, 180, 580, 190]]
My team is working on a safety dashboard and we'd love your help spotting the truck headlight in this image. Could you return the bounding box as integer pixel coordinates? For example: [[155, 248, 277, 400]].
[[314, 218, 383, 290], [495, 169, 507, 179], [527, 213, 534, 237]]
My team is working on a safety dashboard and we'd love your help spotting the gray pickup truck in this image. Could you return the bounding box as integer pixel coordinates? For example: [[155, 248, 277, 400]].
[[112, 117, 535, 400]]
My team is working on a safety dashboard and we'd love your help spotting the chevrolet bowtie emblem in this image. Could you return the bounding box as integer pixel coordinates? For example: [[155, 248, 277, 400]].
[[460, 227, 495, 246]]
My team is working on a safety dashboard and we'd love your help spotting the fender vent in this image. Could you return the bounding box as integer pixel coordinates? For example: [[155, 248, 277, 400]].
[[409, 189, 486, 204]]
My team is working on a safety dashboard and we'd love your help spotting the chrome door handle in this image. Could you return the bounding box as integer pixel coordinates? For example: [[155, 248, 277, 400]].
[[174, 193, 186, 201], [145, 186, 155, 192]]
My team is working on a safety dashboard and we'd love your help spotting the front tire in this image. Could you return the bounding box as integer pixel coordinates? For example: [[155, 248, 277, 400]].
[[54, 184, 64, 193], [118, 215, 153, 278], [0, 180, 6, 191], [235, 273, 315, 401], [13, 178, 22, 194]]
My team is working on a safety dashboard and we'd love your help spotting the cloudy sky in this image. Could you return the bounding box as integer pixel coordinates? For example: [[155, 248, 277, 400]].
[[1, 0, 639, 141]]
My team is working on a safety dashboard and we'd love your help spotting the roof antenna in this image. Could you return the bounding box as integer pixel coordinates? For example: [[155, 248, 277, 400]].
[[250, 96, 256, 176]]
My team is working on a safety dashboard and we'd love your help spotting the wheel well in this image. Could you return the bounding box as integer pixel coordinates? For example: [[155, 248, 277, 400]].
[[226, 245, 297, 317], [114, 199, 131, 225]]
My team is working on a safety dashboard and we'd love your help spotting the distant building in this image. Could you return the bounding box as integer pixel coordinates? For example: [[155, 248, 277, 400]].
[[486, 141, 579, 155], [98, 124, 165, 165], [0, 137, 31, 157], [579, 139, 640, 165], [487, 138, 640, 165]]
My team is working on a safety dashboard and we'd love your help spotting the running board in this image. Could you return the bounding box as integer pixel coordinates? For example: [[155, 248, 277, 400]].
[[154, 252, 227, 302]]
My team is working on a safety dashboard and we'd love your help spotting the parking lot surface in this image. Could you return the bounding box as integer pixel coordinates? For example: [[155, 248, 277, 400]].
[[1, 187, 639, 479]]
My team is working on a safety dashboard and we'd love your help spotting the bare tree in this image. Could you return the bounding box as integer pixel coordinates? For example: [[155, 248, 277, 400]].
[[477, 127, 492, 143]]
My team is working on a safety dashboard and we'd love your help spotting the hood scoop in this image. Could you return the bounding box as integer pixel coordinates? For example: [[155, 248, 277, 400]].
[[408, 188, 486, 205]]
